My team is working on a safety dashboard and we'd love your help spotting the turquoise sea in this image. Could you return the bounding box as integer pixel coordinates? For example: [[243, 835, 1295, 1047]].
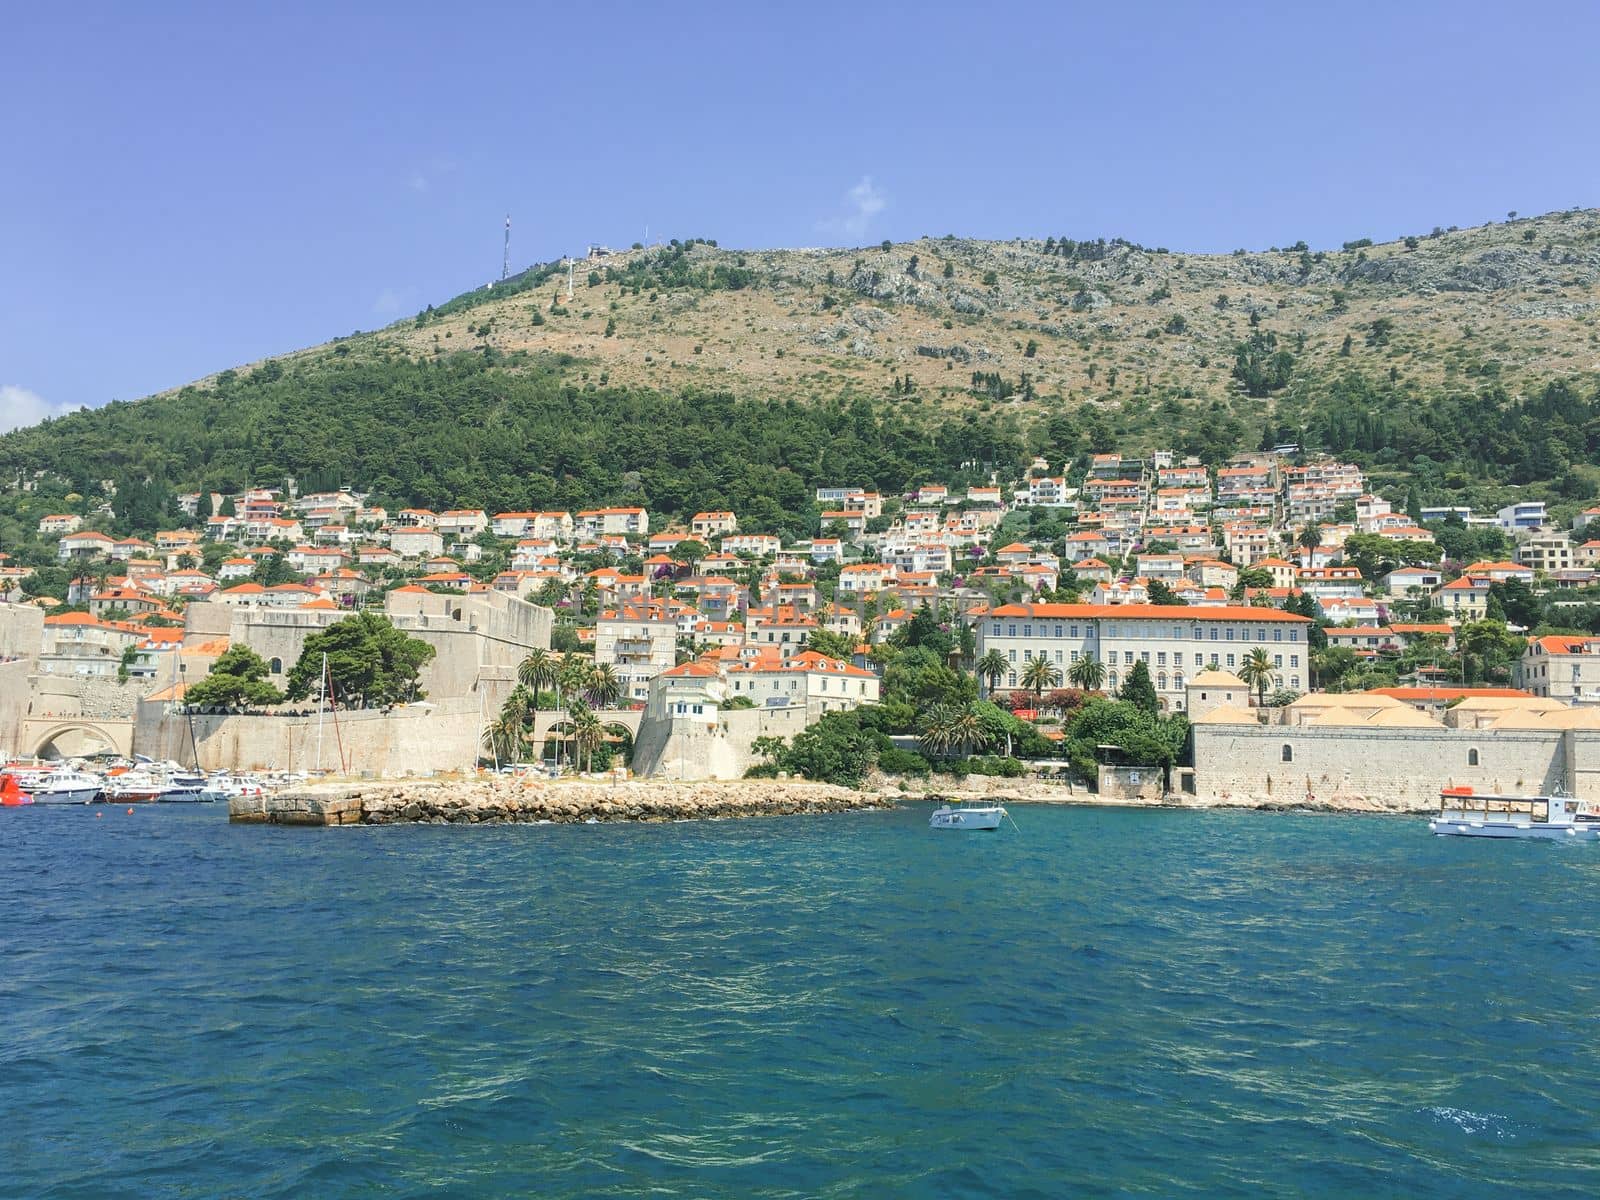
[[3, 803, 1598, 1198]]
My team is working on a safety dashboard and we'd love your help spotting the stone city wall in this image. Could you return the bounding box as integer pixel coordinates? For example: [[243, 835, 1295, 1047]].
[[1192, 723, 1592, 810]]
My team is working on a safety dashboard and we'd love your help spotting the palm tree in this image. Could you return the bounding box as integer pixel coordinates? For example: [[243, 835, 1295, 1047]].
[[1068, 655, 1107, 692], [554, 656, 594, 766], [976, 650, 1009, 697], [919, 702, 986, 760], [569, 702, 605, 773], [945, 704, 985, 758], [1020, 657, 1062, 706], [500, 685, 533, 733], [919, 703, 959, 758], [482, 714, 524, 766], [587, 662, 624, 709], [517, 648, 558, 724], [1239, 646, 1275, 706]]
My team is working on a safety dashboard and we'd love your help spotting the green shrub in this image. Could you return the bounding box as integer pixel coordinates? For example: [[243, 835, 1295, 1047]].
[[878, 747, 931, 776]]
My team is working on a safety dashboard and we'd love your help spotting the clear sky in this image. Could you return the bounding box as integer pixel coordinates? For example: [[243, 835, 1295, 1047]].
[[4, 0, 1597, 429]]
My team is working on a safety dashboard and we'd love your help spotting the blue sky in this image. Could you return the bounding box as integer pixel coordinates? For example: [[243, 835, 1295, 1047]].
[[4, 0, 1597, 429]]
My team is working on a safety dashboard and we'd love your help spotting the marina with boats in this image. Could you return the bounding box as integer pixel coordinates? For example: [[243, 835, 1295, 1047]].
[[2, 756, 283, 807]]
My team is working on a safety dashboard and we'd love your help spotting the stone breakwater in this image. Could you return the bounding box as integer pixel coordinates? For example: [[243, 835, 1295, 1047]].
[[229, 778, 895, 827]]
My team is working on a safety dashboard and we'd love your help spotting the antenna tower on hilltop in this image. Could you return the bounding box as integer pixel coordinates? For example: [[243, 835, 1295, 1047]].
[[501, 215, 511, 281]]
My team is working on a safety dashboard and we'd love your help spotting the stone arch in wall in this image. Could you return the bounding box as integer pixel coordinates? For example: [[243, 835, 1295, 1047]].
[[30, 721, 127, 760]]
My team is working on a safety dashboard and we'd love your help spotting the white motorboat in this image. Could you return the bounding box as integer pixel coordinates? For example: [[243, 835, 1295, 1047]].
[[1430, 787, 1600, 841], [15, 769, 102, 805], [930, 800, 1009, 831]]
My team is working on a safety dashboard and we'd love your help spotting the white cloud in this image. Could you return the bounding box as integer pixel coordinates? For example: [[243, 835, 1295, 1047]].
[[820, 175, 888, 239], [0, 384, 82, 433]]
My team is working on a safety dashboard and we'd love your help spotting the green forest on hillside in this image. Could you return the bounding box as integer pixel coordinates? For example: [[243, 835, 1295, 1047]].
[[1, 348, 1598, 539]]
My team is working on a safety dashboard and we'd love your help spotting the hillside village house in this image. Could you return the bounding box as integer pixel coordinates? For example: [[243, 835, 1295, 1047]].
[[436, 509, 488, 538], [721, 533, 781, 557], [389, 527, 445, 559], [577, 507, 649, 537], [1515, 531, 1574, 574], [38, 514, 84, 536], [110, 537, 155, 561], [39, 613, 145, 675], [58, 531, 114, 561], [690, 511, 738, 540], [1385, 565, 1444, 597], [723, 650, 882, 716], [1515, 636, 1600, 703], [978, 603, 1312, 709], [594, 600, 681, 703], [1496, 500, 1547, 531]]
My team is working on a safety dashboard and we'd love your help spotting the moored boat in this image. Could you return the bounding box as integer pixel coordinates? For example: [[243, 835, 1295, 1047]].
[[11, 769, 101, 805], [99, 772, 169, 803], [930, 799, 1010, 831], [1430, 787, 1600, 841]]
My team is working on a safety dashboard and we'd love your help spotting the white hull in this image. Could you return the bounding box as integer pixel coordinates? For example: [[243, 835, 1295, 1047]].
[[930, 805, 1006, 831], [1430, 818, 1600, 841], [27, 788, 98, 805], [156, 789, 214, 803]]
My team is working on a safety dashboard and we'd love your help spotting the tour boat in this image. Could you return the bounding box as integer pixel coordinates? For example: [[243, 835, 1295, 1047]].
[[1430, 787, 1600, 841], [929, 800, 1009, 831]]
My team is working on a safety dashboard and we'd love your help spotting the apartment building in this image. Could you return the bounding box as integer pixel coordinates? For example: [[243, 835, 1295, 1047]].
[[977, 603, 1311, 709]]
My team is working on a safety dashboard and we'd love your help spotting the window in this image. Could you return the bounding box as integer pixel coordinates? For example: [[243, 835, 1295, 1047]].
[[1468, 748, 1480, 766], [1071, 650, 1080, 662], [1226, 653, 1235, 667], [1192, 627, 1203, 640], [1055, 650, 1063, 664], [1226, 628, 1235, 641], [1257, 629, 1266, 642], [1274, 629, 1283, 642], [1123, 652, 1133, 665], [1024, 625, 1032, 637], [1290, 629, 1300, 642], [1273, 655, 1282, 667], [692, 704, 704, 715], [1070, 625, 1080, 638], [1054, 625, 1063, 638], [1290, 655, 1299, 668], [1158, 673, 1167, 690], [1007, 673, 1017, 688], [269, 657, 282, 673], [991, 623, 1000, 636], [1008, 624, 1017, 637], [1282, 744, 1294, 763], [1008, 649, 1016, 662], [1210, 629, 1219, 641], [1157, 652, 1167, 666]]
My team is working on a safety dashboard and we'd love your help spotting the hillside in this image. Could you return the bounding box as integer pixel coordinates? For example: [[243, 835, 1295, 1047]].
[[365, 208, 1600, 410], [2, 208, 1599, 530]]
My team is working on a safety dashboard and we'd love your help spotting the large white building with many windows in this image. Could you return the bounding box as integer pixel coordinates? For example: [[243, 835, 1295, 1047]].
[[977, 603, 1313, 710]]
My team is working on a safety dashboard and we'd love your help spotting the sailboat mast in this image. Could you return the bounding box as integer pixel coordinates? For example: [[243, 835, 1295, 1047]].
[[316, 652, 327, 773]]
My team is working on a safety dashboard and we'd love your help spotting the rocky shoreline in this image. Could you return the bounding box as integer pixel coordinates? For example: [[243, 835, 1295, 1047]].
[[228, 777, 896, 826], [229, 774, 1434, 828]]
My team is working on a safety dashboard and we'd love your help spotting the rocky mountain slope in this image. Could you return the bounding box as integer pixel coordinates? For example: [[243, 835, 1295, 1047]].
[[345, 208, 1600, 410]]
